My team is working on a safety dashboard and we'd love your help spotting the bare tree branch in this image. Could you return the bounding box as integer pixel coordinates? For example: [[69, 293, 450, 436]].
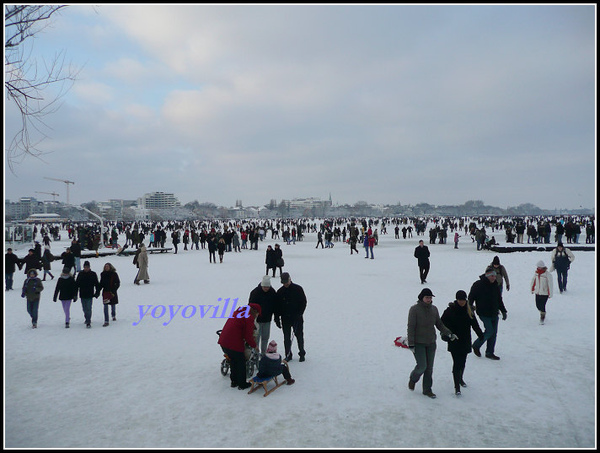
[[5, 4, 79, 172]]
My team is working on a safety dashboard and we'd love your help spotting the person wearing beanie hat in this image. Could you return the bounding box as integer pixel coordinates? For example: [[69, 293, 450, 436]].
[[275, 273, 308, 362], [256, 340, 295, 385], [21, 267, 44, 328], [469, 265, 508, 360], [53, 266, 78, 328], [490, 256, 510, 294], [249, 276, 277, 354], [218, 303, 261, 390], [407, 288, 454, 399], [549, 242, 575, 293], [441, 290, 484, 395], [531, 260, 553, 324], [75, 260, 101, 328]]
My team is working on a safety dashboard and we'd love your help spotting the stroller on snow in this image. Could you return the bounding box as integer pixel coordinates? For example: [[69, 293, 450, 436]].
[[216, 329, 260, 379]]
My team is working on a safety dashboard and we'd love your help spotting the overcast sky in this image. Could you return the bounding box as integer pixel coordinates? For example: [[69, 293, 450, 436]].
[[4, 4, 596, 210]]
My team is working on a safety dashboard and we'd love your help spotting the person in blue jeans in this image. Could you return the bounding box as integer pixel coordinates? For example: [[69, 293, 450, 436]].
[[549, 243, 575, 293], [468, 266, 508, 360]]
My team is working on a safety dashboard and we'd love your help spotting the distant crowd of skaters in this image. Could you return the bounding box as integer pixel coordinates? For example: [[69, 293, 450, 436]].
[[6, 215, 593, 333]]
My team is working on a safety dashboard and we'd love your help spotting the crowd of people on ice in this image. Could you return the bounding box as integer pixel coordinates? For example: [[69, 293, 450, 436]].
[[5, 214, 594, 393]]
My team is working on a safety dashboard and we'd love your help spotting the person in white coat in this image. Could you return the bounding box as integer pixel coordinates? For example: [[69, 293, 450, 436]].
[[531, 260, 553, 324]]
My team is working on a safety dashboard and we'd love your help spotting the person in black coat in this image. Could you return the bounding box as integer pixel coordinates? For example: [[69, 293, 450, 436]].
[[469, 267, 508, 360], [41, 247, 55, 281], [21, 249, 42, 275], [265, 245, 277, 277], [275, 272, 307, 362], [76, 260, 101, 328], [71, 239, 82, 274], [441, 290, 484, 395], [273, 244, 284, 277], [414, 240, 431, 284], [98, 262, 120, 326], [5, 248, 23, 290], [256, 340, 294, 385], [249, 276, 278, 354], [60, 248, 75, 274], [53, 267, 78, 328]]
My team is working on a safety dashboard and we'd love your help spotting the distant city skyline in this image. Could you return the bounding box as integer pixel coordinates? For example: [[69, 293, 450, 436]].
[[4, 5, 596, 211]]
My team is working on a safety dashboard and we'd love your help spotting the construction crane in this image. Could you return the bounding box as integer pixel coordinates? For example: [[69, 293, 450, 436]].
[[35, 191, 60, 202], [44, 177, 75, 205]]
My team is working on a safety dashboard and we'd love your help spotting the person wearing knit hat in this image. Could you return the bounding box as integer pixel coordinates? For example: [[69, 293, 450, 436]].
[[531, 260, 553, 324], [22, 267, 44, 328], [256, 340, 295, 385], [469, 264, 508, 360], [549, 242, 575, 294], [407, 288, 454, 399], [248, 276, 277, 354], [490, 256, 510, 294], [441, 290, 484, 396]]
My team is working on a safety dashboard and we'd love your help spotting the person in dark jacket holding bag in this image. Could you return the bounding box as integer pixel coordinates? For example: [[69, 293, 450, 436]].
[[218, 303, 261, 390], [441, 290, 484, 396], [76, 260, 101, 328], [53, 267, 78, 328], [249, 276, 277, 354], [469, 266, 508, 360], [275, 273, 308, 362], [98, 262, 120, 327]]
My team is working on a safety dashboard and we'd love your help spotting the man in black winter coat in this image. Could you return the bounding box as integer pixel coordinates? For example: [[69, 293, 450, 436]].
[[414, 240, 431, 284], [21, 249, 42, 275], [249, 275, 278, 354], [468, 267, 508, 360], [275, 272, 307, 362], [5, 248, 23, 290], [75, 260, 101, 328]]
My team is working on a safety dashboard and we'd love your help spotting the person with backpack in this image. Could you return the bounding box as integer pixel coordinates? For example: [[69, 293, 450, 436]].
[[549, 242, 575, 293]]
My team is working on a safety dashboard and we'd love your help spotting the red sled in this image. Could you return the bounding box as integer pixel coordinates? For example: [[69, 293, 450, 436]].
[[394, 336, 409, 348]]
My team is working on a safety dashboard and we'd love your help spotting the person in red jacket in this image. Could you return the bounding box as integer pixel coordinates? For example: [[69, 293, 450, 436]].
[[218, 303, 261, 389]]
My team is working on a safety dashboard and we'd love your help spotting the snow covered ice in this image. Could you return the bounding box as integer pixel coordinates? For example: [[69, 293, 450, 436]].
[[4, 224, 596, 448]]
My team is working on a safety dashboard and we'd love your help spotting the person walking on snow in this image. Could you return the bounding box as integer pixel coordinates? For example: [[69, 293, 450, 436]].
[[133, 243, 150, 285], [441, 290, 484, 396], [53, 267, 78, 328], [22, 269, 44, 328], [531, 260, 553, 324], [407, 288, 455, 399], [549, 242, 575, 293], [469, 266, 507, 360]]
